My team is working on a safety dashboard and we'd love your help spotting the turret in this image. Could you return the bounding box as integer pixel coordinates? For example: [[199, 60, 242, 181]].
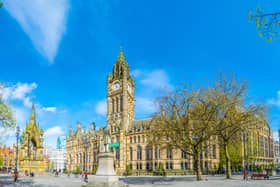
[[90, 122, 95, 132], [69, 127, 73, 136], [77, 121, 81, 132], [160, 105, 165, 116]]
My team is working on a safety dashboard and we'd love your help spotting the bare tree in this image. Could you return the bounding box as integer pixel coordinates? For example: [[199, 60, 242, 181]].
[[148, 87, 217, 181], [212, 75, 266, 179]]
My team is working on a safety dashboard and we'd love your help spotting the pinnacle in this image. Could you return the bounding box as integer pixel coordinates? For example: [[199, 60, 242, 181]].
[[117, 47, 127, 64]]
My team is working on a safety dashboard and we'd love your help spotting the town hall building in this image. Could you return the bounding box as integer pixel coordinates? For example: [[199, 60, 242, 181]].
[[66, 49, 274, 175]]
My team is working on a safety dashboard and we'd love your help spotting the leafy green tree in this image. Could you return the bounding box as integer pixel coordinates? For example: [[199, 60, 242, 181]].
[[0, 156, 3, 167], [248, 5, 280, 42], [0, 86, 16, 145], [0, 98, 15, 129], [219, 142, 243, 171], [0, 2, 3, 8]]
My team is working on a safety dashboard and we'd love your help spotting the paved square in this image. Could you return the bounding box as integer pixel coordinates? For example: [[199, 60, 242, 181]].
[[1, 174, 280, 187]]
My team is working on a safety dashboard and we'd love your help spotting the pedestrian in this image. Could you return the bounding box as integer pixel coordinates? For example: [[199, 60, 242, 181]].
[[243, 170, 248, 180], [14, 171, 18, 182], [84, 172, 88, 183]]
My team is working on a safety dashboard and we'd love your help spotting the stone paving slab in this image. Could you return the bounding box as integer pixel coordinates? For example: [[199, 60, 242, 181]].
[[1, 173, 280, 187]]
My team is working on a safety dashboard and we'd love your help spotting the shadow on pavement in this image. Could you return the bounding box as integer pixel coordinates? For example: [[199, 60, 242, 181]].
[[119, 176, 196, 184]]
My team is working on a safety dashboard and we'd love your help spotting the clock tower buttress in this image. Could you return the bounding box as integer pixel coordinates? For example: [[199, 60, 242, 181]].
[[107, 48, 135, 131]]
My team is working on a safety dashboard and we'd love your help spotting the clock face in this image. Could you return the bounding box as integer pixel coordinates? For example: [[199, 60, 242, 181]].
[[127, 84, 132, 93], [112, 82, 120, 91]]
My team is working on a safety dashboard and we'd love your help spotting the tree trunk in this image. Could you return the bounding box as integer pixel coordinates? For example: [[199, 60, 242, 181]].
[[224, 143, 232, 179], [193, 151, 202, 181]]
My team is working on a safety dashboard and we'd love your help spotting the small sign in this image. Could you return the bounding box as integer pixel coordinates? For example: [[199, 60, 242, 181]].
[[109, 143, 120, 148]]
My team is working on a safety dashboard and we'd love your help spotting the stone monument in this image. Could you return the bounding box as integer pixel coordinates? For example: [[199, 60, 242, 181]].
[[86, 129, 125, 187], [19, 103, 46, 172], [95, 132, 116, 177]]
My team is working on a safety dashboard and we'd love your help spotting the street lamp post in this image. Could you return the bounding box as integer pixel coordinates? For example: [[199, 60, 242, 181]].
[[15, 126, 20, 173]]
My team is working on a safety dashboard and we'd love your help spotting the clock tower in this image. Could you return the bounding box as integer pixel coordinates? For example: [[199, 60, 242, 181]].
[[107, 48, 135, 131]]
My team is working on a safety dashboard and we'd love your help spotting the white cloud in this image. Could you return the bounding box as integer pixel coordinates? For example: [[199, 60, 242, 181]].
[[44, 126, 65, 148], [132, 69, 172, 91], [268, 91, 280, 108], [273, 131, 279, 142], [0, 127, 16, 146], [135, 97, 157, 115], [42, 107, 57, 113], [131, 69, 142, 78], [44, 126, 64, 137], [4, 0, 69, 63], [141, 70, 172, 90], [0, 82, 37, 107], [129, 69, 173, 118], [96, 99, 107, 116], [13, 106, 29, 126], [23, 97, 32, 108]]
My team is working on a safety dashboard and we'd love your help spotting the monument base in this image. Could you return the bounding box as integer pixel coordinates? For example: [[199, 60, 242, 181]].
[[92, 175, 119, 183], [84, 176, 126, 187], [83, 152, 127, 186], [96, 152, 116, 176]]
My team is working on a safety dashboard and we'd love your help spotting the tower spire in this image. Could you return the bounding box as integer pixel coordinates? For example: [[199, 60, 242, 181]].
[[116, 46, 126, 64], [29, 102, 36, 127]]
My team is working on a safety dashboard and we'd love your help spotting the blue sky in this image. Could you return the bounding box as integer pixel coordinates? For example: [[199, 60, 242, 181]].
[[0, 0, 280, 148]]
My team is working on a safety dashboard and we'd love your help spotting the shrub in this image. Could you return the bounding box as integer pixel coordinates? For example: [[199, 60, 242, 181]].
[[92, 164, 98, 175], [76, 166, 81, 174], [156, 163, 166, 176], [124, 165, 132, 176]]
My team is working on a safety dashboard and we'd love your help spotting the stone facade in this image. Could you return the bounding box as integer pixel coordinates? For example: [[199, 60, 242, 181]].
[[243, 121, 275, 170], [19, 103, 46, 172], [0, 146, 14, 170], [274, 130, 280, 168], [66, 49, 275, 175]]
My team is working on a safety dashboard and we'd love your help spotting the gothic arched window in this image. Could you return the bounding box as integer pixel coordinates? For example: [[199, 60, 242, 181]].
[[115, 98, 118, 113], [166, 147, 173, 159], [146, 146, 153, 161], [112, 98, 115, 113], [130, 147, 133, 161], [120, 97, 123, 112], [137, 146, 142, 160], [116, 147, 120, 160]]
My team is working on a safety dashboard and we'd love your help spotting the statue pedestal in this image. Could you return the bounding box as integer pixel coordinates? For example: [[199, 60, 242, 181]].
[[86, 152, 125, 187], [96, 152, 116, 176]]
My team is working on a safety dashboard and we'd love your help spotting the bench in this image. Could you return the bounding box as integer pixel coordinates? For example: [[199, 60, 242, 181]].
[[251, 173, 269, 180]]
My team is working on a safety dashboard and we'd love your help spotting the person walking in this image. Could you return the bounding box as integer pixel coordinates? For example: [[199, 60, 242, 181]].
[[243, 170, 248, 180], [14, 171, 18, 182], [84, 172, 88, 183]]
